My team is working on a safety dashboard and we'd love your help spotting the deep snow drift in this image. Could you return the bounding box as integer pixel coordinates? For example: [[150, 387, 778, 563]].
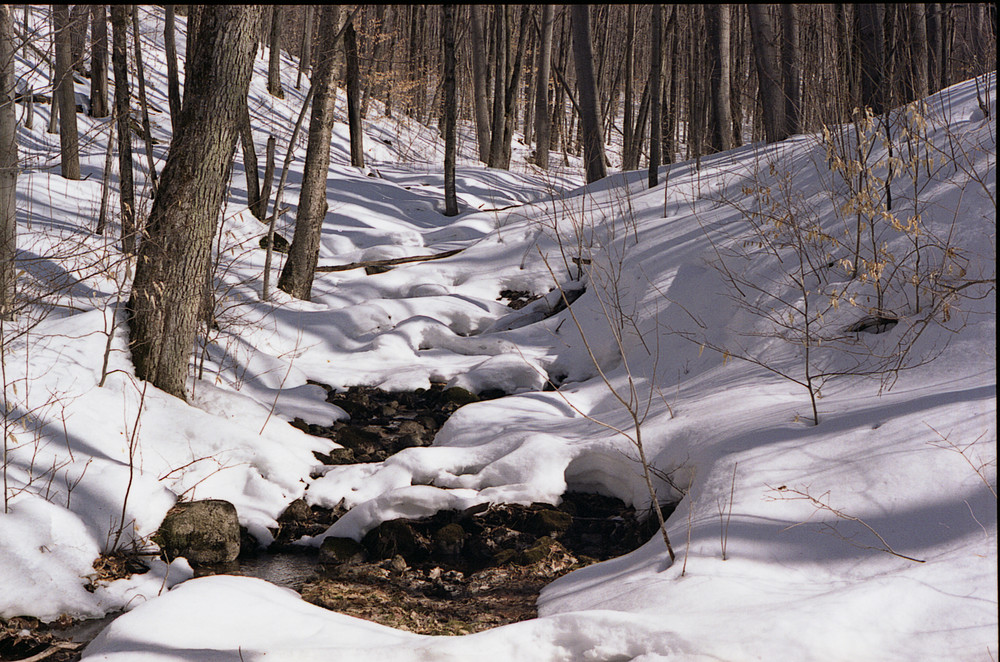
[[1, 7, 995, 662]]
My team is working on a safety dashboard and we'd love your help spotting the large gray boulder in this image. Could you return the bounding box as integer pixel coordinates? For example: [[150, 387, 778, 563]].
[[154, 499, 241, 564]]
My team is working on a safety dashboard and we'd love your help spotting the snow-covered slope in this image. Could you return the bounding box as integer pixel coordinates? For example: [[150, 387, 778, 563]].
[[1, 7, 994, 661]]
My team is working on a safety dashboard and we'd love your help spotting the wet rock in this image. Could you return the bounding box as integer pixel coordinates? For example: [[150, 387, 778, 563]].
[[279, 498, 312, 524], [441, 386, 479, 406], [433, 523, 467, 556], [363, 520, 430, 561], [528, 508, 573, 537], [155, 500, 241, 564], [318, 537, 366, 566]]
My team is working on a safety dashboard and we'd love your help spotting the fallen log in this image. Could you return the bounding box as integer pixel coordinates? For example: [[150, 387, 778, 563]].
[[315, 248, 464, 273]]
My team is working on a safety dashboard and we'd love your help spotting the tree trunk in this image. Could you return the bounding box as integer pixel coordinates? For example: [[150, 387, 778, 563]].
[[297, 5, 312, 90], [345, 19, 364, 168], [267, 5, 283, 99], [89, 5, 109, 118], [469, 4, 491, 163], [621, 5, 636, 170], [110, 5, 135, 253], [442, 4, 458, 216], [0, 4, 17, 320], [534, 3, 554, 169], [780, 3, 801, 135], [260, 134, 276, 222], [571, 4, 607, 184], [128, 5, 260, 400], [748, 4, 786, 143], [53, 5, 80, 180], [132, 6, 157, 193], [648, 4, 663, 186], [278, 5, 341, 301], [709, 4, 733, 152], [500, 5, 530, 169], [184, 5, 202, 106], [239, 102, 262, 220], [856, 3, 885, 114], [164, 5, 182, 133], [488, 6, 508, 168]]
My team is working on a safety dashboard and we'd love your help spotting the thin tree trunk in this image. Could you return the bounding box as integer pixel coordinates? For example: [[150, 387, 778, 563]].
[[278, 5, 342, 301], [488, 6, 508, 168], [239, 102, 262, 220], [97, 120, 114, 235], [297, 5, 312, 90], [781, 4, 802, 135], [571, 4, 607, 184], [345, 19, 364, 168], [128, 5, 261, 400], [267, 5, 283, 99], [131, 6, 157, 193], [260, 134, 276, 222], [534, 3, 554, 169], [856, 3, 885, 114], [442, 4, 458, 217], [648, 4, 663, 187], [53, 5, 80, 180], [110, 5, 135, 253], [499, 5, 530, 169], [164, 5, 181, 133], [89, 5, 108, 118], [0, 4, 17, 320], [469, 4, 491, 163]]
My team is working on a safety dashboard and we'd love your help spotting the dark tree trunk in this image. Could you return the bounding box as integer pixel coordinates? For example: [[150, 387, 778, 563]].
[[53, 5, 80, 180], [748, 4, 786, 143], [110, 5, 135, 253], [621, 5, 636, 170], [488, 6, 508, 168], [89, 5, 109, 118], [469, 5, 491, 163], [132, 6, 157, 193], [442, 4, 458, 217], [184, 5, 202, 107], [907, 4, 929, 102], [571, 4, 607, 184], [239, 102, 262, 220], [128, 5, 260, 400], [164, 5, 182, 133], [0, 4, 16, 320], [856, 3, 885, 114], [648, 4, 664, 186], [297, 5, 312, 90], [780, 3, 801, 135], [534, 4, 554, 170], [345, 20, 364, 168], [278, 5, 341, 301], [267, 5, 284, 99], [499, 5, 530, 169]]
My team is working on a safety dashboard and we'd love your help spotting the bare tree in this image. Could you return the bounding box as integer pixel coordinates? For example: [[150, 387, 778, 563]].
[[164, 5, 182, 133], [709, 4, 733, 152], [53, 5, 80, 180], [110, 4, 135, 253], [132, 5, 157, 192], [780, 3, 801, 135], [748, 4, 786, 143], [344, 18, 364, 168], [296, 5, 312, 90], [442, 4, 458, 216], [89, 5, 109, 118], [267, 5, 284, 99], [648, 4, 664, 186], [128, 5, 261, 399], [469, 5, 491, 164], [571, 4, 607, 183], [0, 4, 16, 320], [533, 3, 555, 170], [856, 3, 885, 114], [278, 5, 342, 301]]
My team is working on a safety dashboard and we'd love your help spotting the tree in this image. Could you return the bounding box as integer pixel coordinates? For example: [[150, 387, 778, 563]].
[[856, 3, 885, 114], [296, 5, 312, 89], [89, 5, 109, 118], [0, 4, 16, 320], [344, 19, 364, 168], [164, 5, 182, 133], [571, 4, 607, 184], [53, 5, 80, 180], [780, 4, 801, 135], [267, 5, 284, 99], [110, 4, 135, 253], [748, 4, 786, 143], [127, 5, 260, 400], [132, 5, 158, 193], [442, 4, 458, 217], [469, 5, 491, 164], [278, 5, 341, 301], [708, 4, 733, 152], [533, 4, 555, 170], [648, 4, 663, 186]]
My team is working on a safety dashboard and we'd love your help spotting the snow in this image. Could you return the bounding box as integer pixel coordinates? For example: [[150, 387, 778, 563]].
[[1, 6, 995, 661]]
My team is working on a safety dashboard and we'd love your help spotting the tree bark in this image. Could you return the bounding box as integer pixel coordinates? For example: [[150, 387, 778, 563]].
[[267, 5, 284, 99], [53, 5, 80, 180], [780, 3, 801, 135], [469, 5, 492, 164], [534, 4, 554, 169], [239, 102, 262, 220], [278, 5, 341, 301], [488, 6, 508, 168], [132, 6, 157, 193], [442, 4, 458, 217], [571, 4, 607, 184], [748, 4, 786, 143], [345, 19, 364, 168], [89, 5, 109, 118], [164, 5, 182, 133], [648, 4, 664, 186], [128, 5, 260, 400], [110, 5, 135, 253], [297, 5, 312, 90], [621, 5, 636, 170], [856, 3, 885, 114], [0, 4, 17, 320], [708, 4, 733, 152]]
